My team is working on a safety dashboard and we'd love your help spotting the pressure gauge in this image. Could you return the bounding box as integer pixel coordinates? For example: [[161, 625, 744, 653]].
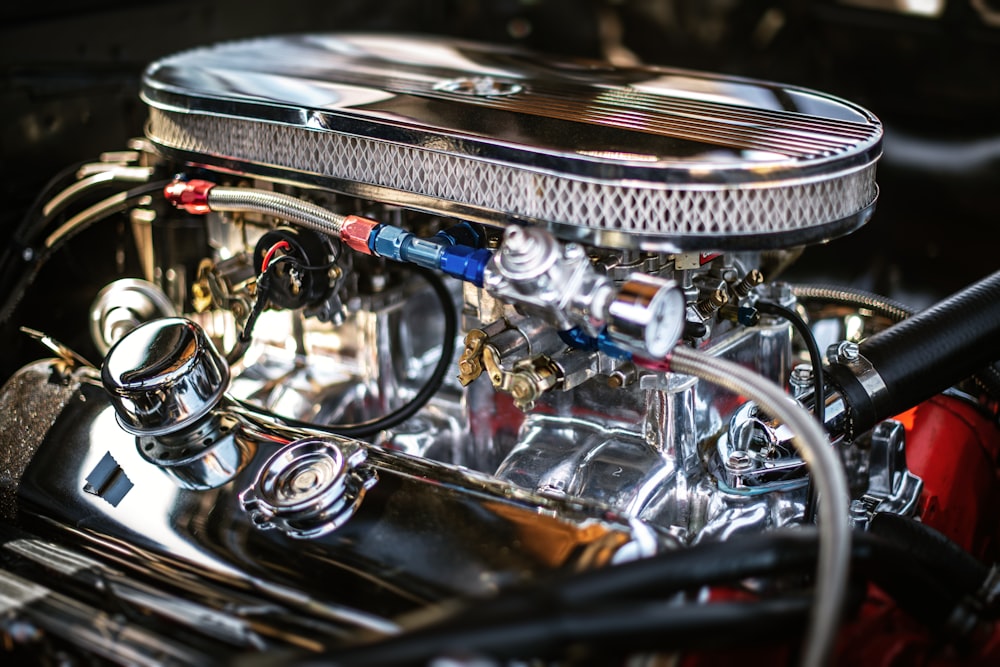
[[606, 274, 686, 359]]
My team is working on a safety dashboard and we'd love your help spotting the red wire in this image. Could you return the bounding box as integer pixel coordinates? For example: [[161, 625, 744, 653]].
[[261, 240, 291, 273]]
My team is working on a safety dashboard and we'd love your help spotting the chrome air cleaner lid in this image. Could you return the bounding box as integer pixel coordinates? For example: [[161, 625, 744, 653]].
[[142, 34, 882, 251]]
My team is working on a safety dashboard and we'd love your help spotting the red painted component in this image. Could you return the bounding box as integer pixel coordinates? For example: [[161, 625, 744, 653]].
[[836, 585, 1000, 667], [903, 395, 1000, 560], [163, 179, 216, 215], [681, 395, 1000, 667], [340, 214, 379, 255]]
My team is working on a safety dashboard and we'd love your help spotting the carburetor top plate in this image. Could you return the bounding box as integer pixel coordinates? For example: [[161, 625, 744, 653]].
[[142, 34, 882, 251]]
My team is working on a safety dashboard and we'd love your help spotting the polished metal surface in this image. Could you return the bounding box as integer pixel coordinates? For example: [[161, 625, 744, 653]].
[[827, 341, 892, 422], [240, 437, 377, 539], [136, 413, 255, 490], [494, 318, 796, 542], [847, 420, 923, 529], [483, 226, 614, 336], [101, 317, 230, 435], [142, 34, 882, 250], [2, 360, 662, 644], [90, 278, 177, 355]]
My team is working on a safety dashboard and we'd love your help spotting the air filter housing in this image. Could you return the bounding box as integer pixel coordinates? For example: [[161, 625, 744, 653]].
[[142, 34, 882, 251]]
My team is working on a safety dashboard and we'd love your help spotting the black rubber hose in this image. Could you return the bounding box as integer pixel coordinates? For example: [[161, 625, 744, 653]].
[[292, 597, 813, 667], [543, 529, 969, 625], [236, 266, 457, 438], [869, 512, 989, 598], [796, 283, 1000, 405], [407, 529, 968, 642], [831, 270, 1000, 432], [274, 521, 985, 667]]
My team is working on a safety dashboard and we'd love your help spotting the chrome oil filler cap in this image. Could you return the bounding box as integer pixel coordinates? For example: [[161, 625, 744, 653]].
[[240, 438, 377, 540], [101, 317, 230, 436]]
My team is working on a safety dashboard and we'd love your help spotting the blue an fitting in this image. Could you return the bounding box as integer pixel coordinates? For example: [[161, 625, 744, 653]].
[[439, 246, 491, 287], [434, 221, 485, 249], [370, 224, 492, 286], [558, 327, 632, 360], [371, 225, 444, 270]]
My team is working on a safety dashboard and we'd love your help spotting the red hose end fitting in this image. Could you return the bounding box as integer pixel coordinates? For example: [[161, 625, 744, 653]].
[[164, 179, 216, 215], [340, 215, 379, 255]]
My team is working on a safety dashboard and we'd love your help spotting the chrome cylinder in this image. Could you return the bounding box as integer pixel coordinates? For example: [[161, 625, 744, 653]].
[[101, 317, 229, 436]]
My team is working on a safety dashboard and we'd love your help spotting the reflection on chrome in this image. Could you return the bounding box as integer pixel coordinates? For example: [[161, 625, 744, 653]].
[[1, 31, 999, 667]]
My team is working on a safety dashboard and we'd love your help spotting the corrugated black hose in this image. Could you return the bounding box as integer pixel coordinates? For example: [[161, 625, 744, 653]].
[[827, 270, 1000, 434]]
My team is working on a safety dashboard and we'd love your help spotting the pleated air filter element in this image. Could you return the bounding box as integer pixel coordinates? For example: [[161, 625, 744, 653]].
[[142, 34, 882, 251]]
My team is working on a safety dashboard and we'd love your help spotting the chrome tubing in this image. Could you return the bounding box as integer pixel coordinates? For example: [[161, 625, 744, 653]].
[[206, 186, 349, 239]]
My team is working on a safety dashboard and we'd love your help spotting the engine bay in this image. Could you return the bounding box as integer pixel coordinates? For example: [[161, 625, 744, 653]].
[[1, 13, 1000, 667]]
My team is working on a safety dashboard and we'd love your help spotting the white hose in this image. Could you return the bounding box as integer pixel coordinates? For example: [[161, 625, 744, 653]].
[[668, 345, 850, 667]]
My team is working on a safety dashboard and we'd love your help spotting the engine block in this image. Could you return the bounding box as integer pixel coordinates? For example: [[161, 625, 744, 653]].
[[1, 31, 999, 667]]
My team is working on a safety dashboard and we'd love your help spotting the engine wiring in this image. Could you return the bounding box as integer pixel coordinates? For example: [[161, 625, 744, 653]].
[[234, 264, 458, 439], [226, 252, 338, 365], [755, 299, 827, 427], [0, 179, 170, 325], [260, 240, 291, 273]]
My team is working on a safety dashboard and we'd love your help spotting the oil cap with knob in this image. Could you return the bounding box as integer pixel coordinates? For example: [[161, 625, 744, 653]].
[[101, 317, 230, 436]]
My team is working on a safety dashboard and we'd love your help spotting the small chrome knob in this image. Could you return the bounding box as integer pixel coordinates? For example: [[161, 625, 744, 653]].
[[101, 317, 229, 436]]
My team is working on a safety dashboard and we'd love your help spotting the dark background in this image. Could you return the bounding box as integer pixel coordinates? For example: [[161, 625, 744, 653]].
[[1, 0, 998, 367]]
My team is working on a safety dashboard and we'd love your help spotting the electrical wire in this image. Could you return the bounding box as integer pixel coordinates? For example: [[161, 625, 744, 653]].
[[234, 266, 457, 438], [664, 345, 849, 667], [753, 300, 827, 525], [261, 240, 291, 273], [755, 300, 826, 426], [0, 159, 94, 314]]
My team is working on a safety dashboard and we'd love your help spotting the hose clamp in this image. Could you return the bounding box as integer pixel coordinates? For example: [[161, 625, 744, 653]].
[[827, 341, 891, 420]]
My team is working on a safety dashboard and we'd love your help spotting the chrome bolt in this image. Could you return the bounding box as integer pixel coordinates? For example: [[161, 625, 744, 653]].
[[727, 450, 753, 471], [848, 499, 871, 530], [829, 340, 860, 364], [789, 363, 814, 398], [766, 281, 792, 301]]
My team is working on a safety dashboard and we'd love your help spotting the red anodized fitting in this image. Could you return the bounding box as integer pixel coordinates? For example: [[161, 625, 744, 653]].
[[339, 214, 379, 256], [164, 179, 216, 215]]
